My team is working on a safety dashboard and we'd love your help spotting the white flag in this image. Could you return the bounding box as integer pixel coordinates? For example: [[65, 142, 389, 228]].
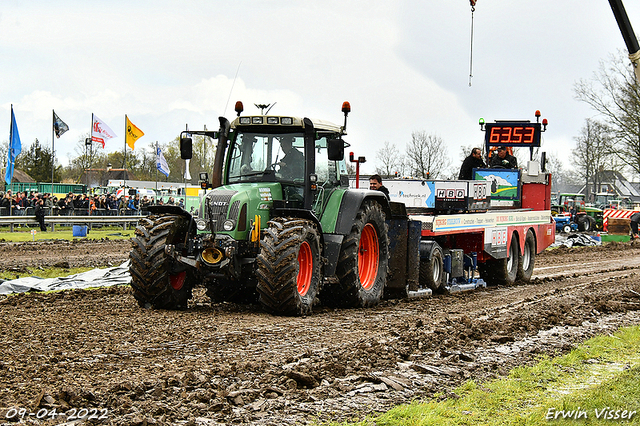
[[184, 159, 192, 180], [157, 147, 170, 177], [91, 114, 117, 148]]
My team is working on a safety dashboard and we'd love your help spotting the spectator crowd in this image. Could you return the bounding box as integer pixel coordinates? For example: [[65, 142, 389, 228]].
[[0, 190, 183, 217]]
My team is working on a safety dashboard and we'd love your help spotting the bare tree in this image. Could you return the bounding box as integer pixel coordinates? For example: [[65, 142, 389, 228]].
[[571, 119, 614, 200], [545, 152, 578, 192], [406, 131, 450, 179], [375, 141, 401, 178], [66, 133, 107, 183], [574, 50, 640, 178]]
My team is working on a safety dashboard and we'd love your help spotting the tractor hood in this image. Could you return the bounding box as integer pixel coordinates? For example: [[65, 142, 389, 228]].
[[201, 183, 283, 239]]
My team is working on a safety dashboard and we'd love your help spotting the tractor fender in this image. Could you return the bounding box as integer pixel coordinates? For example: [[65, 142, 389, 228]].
[[146, 204, 193, 219], [145, 205, 196, 239], [323, 190, 391, 278], [333, 190, 391, 235]]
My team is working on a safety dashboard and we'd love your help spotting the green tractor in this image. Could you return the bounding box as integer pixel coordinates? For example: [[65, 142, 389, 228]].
[[552, 193, 603, 231], [129, 101, 396, 315]]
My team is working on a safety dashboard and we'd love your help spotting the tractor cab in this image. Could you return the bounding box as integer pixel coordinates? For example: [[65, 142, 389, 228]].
[[222, 113, 349, 215], [175, 102, 356, 244]]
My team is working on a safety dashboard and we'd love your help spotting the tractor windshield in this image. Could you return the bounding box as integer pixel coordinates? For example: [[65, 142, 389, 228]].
[[227, 132, 305, 183]]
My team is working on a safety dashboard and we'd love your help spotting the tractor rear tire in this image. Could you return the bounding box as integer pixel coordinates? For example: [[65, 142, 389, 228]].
[[324, 201, 389, 308], [481, 233, 519, 286], [577, 215, 593, 232], [419, 243, 444, 291], [129, 213, 194, 310], [517, 230, 536, 283], [256, 218, 322, 316]]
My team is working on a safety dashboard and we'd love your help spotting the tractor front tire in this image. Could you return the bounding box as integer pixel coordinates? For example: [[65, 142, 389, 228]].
[[129, 213, 194, 310], [256, 218, 322, 316], [324, 201, 389, 308]]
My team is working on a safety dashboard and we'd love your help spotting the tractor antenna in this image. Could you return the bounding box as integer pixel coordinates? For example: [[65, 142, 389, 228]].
[[223, 62, 242, 117], [265, 102, 277, 114], [255, 103, 271, 115]]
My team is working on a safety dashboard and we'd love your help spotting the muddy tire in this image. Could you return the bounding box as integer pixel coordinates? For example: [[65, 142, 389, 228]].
[[517, 230, 536, 283], [419, 244, 444, 291], [129, 213, 194, 310], [323, 201, 389, 308], [577, 215, 593, 232], [480, 233, 519, 286], [256, 218, 322, 316]]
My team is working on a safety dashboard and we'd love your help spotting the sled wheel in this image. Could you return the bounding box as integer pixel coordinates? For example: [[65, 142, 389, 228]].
[[419, 243, 444, 291], [517, 230, 536, 283], [256, 218, 322, 316], [482, 233, 519, 286], [129, 213, 194, 310], [324, 201, 389, 308]]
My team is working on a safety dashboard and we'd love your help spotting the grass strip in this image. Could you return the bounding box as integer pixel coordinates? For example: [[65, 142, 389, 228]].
[[0, 266, 96, 281], [340, 325, 640, 426]]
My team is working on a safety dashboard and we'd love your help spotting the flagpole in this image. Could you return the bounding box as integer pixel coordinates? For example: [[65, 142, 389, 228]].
[[90, 113, 93, 189], [8, 105, 13, 198], [155, 141, 159, 204], [51, 110, 55, 194], [124, 114, 127, 191]]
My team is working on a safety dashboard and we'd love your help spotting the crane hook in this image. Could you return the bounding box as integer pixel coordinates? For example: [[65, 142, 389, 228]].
[[469, 0, 477, 86]]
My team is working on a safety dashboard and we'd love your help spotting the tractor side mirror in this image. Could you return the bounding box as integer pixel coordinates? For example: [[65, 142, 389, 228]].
[[327, 138, 344, 161], [180, 135, 193, 159]]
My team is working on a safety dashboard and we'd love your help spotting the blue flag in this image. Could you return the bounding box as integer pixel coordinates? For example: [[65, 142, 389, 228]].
[[5, 107, 22, 185], [157, 147, 170, 177]]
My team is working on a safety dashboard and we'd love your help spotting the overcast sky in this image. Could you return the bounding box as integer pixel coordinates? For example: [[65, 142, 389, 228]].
[[2, 0, 640, 176]]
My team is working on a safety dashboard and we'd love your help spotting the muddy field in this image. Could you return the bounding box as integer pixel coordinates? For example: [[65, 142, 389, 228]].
[[1, 239, 640, 425]]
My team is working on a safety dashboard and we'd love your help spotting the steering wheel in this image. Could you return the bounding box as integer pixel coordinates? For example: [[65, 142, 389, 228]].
[[269, 162, 281, 172]]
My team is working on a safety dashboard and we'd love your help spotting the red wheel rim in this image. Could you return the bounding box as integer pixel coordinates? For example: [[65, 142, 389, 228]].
[[297, 241, 313, 296], [170, 271, 186, 290], [358, 223, 379, 290]]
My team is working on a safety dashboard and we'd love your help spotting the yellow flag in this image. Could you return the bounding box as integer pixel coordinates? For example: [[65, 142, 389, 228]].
[[125, 116, 144, 150]]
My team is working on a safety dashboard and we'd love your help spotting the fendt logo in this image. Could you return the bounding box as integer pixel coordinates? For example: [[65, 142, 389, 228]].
[[211, 201, 229, 207], [436, 189, 465, 199]]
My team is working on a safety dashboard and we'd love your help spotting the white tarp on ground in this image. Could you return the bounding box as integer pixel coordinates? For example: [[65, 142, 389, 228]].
[[0, 261, 131, 295]]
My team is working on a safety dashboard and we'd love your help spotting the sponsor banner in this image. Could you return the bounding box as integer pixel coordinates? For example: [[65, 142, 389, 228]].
[[428, 210, 551, 233]]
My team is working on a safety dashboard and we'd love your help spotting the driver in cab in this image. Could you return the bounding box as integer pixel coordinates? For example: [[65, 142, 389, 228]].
[[490, 146, 518, 169], [276, 136, 304, 179]]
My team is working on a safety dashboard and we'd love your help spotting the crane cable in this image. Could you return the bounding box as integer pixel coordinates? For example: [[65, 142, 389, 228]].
[[469, 0, 476, 87]]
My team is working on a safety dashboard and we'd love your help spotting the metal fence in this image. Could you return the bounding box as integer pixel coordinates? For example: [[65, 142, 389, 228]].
[[0, 206, 147, 217], [0, 215, 142, 232]]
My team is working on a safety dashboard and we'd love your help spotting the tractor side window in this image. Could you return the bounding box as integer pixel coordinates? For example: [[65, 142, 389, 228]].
[[228, 133, 261, 179], [314, 137, 340, 188]]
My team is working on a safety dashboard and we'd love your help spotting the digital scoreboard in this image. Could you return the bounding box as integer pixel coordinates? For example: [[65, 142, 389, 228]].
[[484, 122, 542, 147]]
